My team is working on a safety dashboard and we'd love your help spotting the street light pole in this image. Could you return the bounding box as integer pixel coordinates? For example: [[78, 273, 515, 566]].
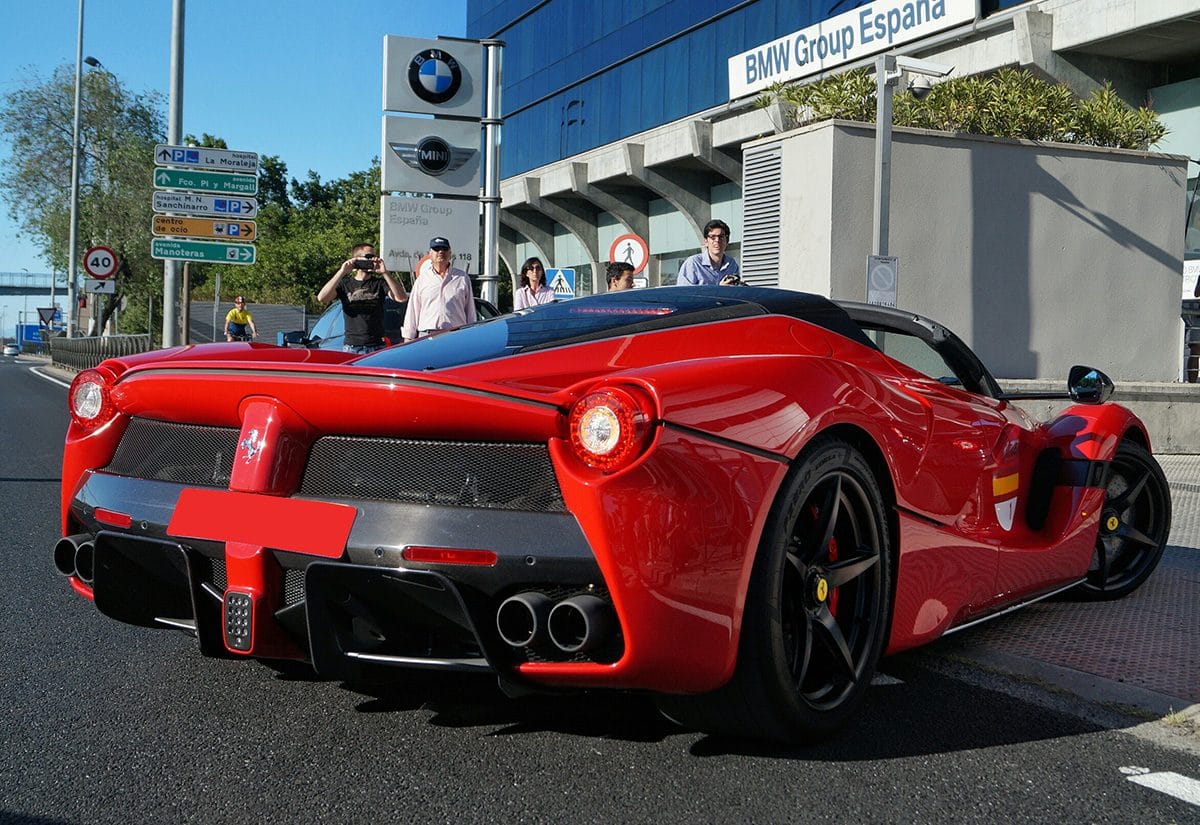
[[66, 0, 85, 338], [871, 54, 898, 259], [869, 54, 953, 306], [162, 0, 185, 348]]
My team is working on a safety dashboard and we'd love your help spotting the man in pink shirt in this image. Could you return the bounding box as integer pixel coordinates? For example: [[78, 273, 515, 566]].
[[402, 236, 477, 342]]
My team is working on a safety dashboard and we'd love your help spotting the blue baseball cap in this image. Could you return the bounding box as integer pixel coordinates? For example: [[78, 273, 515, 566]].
[[429, 237, 451, 250]]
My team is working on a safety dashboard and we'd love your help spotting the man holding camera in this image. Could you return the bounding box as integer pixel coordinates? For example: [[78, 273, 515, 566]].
[[401, 237, 476, 342], [318, 242, 408, 354]]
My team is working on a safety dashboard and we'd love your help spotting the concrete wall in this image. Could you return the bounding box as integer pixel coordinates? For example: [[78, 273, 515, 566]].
[[752, 119, 1189, 381], [1003, 380, 1200, 454]]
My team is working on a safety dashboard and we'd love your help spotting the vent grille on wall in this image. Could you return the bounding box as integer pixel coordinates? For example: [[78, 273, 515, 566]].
[[741, 144, 782, 287]]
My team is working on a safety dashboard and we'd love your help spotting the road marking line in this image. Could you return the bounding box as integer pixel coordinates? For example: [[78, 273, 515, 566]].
[[1120, 766, 1200, 807], [29, 366, 71, 388]]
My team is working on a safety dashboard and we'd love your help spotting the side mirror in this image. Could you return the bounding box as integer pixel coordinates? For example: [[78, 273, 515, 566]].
[[1068, 365, 1114, 404]]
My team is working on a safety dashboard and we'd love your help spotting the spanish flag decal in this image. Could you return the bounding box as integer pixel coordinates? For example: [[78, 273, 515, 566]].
[[993, 472, 1019, 531]]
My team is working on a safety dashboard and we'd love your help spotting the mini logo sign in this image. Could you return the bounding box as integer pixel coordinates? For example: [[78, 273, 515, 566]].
[[408, 49, 463, 104], [389, 136, 476, 177]]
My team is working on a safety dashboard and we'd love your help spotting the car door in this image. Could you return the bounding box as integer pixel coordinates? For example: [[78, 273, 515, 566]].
[[308, 303, 345, 349], [865, 327, 1008, 613]]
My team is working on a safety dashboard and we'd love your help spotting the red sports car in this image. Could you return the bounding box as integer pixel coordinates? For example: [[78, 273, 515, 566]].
[[56, 287, 1171, 742]]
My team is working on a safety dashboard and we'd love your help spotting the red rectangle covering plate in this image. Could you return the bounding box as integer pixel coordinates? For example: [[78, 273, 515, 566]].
[[168, 489, 356, 558]]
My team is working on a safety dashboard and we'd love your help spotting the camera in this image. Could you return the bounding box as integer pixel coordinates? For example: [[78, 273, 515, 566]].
[[353, 255, 376, 271], [908, 75, 934, 100], [723, 274, 742, 285]]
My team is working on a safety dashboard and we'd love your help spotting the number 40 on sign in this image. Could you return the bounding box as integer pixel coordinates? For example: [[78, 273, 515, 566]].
[[83, 245, 119, 279]]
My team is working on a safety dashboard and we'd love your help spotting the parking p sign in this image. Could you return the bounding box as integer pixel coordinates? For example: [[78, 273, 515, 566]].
[[84, 246, 119, 279]]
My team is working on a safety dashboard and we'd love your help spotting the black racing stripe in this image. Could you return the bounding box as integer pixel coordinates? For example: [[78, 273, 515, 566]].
[[661, 422, 789, 464], [894, 505, 948, 528], [115, 367, 560, 411]]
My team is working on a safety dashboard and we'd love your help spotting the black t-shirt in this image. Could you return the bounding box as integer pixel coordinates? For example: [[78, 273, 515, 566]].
[[336, 276, 388, 346]]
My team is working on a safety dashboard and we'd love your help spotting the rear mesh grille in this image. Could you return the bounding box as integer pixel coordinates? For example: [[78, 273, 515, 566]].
[[282, 568, 306, 606], [300, 436, 565, 512], [104, 418, 238, 487], [103, 419, 564, 513]]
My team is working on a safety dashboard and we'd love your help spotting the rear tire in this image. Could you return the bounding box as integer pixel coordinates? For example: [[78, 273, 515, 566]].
[[658, 437, 892, 743], [1073, 440, 1170, 601]]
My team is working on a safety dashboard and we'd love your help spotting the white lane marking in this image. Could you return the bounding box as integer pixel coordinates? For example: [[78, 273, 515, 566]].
[[871, 673, 904, 686], [1120, 766, 1200, 807], [29, 366, 71, 388]]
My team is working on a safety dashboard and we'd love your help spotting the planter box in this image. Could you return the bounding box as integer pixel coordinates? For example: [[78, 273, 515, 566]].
[[743, 119, 1189, 382]]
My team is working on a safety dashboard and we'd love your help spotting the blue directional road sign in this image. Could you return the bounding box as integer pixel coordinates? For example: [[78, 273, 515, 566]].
[[547, 268, 575, 299]]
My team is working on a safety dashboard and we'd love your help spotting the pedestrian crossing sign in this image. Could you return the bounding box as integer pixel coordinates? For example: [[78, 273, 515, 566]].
[[547, 268, 576, 299]]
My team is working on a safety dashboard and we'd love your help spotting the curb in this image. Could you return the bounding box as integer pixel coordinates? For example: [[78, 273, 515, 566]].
[[934, 645, 1198, 719]]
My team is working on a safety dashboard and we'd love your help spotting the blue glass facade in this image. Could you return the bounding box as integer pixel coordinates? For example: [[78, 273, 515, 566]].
[[467, 0, 877, 178]]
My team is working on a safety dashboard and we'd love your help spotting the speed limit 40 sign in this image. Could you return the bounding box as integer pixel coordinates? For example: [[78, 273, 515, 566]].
[[83, 246, 119, 279]]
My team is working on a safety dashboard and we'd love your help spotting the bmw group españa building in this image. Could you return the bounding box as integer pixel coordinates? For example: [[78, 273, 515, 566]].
[[466, 0, 1200, 294]]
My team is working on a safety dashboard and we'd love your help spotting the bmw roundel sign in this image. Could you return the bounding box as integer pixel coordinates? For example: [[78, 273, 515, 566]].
[[408, 49, 463, 104], [383, 36, 483, 117]]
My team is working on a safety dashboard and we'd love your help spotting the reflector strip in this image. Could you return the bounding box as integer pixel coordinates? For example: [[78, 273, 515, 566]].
[[568, 306, 672, 316], [94, 508, 133, 528], [402, 546, 499, 566], [992, 473, 1019, 497], [168, 489, 356, 558]]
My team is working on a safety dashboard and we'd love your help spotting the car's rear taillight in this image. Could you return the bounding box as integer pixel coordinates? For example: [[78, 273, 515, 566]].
[[568, 385, 656, 473], [69, 368, 117, 431]]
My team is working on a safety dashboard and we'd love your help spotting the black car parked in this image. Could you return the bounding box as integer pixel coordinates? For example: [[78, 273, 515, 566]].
[[280, 296, 501, 350]]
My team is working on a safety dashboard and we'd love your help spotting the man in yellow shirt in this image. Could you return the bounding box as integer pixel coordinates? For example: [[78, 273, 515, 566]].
[[224, 296, 257, 341]]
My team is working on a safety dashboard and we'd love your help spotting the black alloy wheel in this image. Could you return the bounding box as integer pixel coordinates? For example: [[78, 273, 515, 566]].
[[658, 437, 891, 742], [1075, 440, 1171, 600]]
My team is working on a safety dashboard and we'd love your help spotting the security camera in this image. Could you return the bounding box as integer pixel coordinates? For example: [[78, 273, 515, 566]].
[[908, 75, 934, 100]]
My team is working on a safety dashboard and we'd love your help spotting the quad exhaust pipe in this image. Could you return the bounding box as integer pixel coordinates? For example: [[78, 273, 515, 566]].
[[496, 591, 614, 654], [54, 534, 96, 584], [547, 595, 613, 654], [496, 592, 553, 648]]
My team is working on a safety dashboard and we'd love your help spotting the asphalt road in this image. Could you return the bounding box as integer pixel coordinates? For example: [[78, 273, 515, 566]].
[[2, 356, 1197, 824]]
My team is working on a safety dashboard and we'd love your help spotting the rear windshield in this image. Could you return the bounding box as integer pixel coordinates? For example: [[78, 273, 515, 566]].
[[358, 286, 866, 371]]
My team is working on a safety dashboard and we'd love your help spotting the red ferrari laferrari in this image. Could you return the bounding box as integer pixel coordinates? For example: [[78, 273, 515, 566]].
[[56, 286, 1171, 742]]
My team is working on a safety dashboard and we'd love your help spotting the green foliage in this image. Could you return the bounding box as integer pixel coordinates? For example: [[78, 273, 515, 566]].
[[183, 133, 228, 149], [190, 163, 385, 311], [758, 67, 1166, 150], [761, 69, 876, 124], [1, 65, 165, 334], [0, 63, 390, 327]]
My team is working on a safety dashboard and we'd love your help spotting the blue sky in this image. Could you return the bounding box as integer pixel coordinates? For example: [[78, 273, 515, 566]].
[[0, 0, 467, 274]]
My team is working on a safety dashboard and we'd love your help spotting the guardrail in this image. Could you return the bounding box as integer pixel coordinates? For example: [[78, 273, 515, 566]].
[[46, 335, 152, 372]]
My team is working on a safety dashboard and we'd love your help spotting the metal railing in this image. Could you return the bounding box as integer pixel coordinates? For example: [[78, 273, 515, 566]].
[[47, 334, 152, 372]]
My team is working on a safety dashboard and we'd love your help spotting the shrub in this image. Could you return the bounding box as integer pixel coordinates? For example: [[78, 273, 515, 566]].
[[758, 67, 1166, 150]]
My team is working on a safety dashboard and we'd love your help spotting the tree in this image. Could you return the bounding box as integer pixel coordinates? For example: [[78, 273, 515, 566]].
[[0, 64, 166, 334], [192, 162, 384, 310]]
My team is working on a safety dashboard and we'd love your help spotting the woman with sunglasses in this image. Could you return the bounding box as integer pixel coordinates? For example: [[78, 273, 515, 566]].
[[514, 257, 556, 309]]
